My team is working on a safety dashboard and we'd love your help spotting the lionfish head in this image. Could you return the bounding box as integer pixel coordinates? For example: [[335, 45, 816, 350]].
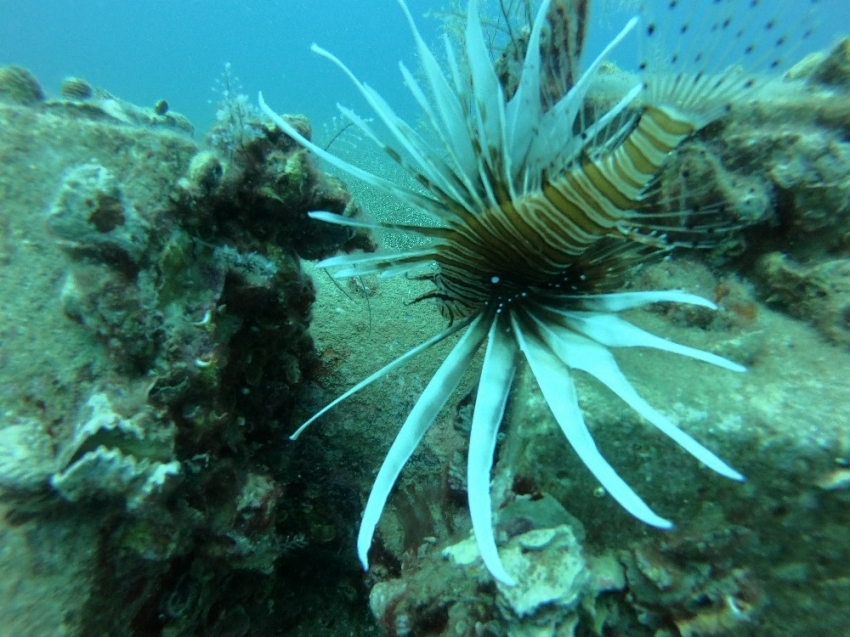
[[261, 0, 819, 585]]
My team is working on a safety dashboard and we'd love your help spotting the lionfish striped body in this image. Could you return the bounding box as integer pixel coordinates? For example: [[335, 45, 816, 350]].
[[261, 0, 817, 585], [427, 102, 700, 319]]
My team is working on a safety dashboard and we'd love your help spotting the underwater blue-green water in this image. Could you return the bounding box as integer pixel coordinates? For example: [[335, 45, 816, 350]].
[[0, 0, 441, 132], [2, 0, 846, 136]]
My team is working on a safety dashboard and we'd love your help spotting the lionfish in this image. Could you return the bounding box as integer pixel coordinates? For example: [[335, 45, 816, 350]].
[[260, 0, 816, 585]]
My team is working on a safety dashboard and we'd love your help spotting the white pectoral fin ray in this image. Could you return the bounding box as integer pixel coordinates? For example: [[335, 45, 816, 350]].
[[563, 290, 719, 312], [504, 0, 548, 171], [316, 247, 435, 271], [307, 211, 438, 236], [291, 314, 476, 440], [468, 316, 517, 586], [533, 316, 744, 481], [396, 0, 476, 179], [357, 312, 490, 570], [307, 212, 446, 241], [511, 313, 672, 529], [561, 311, 746, 372]]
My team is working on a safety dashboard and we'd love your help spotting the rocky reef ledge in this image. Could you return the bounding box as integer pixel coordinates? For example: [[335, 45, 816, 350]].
[[0, 68, 373, 636]]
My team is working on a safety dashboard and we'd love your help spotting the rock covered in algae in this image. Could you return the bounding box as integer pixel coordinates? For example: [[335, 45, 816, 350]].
[[367, 494, 628, 636], [455, 523, 589, 627], [47, 163, 152, 266], [0, 66, 370, 636], [757, 252, 850, 346]]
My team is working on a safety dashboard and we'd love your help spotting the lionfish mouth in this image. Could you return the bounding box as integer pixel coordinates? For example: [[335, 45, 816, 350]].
[[260, 0, 810, 585]]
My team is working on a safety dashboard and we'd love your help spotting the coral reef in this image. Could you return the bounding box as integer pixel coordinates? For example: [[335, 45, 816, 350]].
[[48, 392, 181, 509], [0, 70, 371, 636], [1, 17, 849, 637]]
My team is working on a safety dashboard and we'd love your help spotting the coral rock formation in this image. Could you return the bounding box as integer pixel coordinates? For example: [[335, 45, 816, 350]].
[[0, 71, 368, 636]]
